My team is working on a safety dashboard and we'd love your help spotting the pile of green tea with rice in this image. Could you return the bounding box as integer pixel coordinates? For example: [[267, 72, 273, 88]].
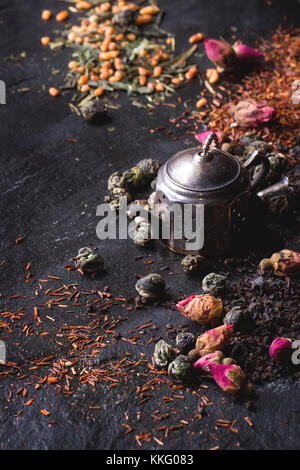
[[41, 0, 200, 118]]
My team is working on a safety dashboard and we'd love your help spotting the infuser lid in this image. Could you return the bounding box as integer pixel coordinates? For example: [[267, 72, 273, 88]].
[[166, 132, 240, 192]]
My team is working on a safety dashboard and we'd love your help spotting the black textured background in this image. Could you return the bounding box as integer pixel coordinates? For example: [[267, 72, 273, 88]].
[[0, 0, 299, 450]]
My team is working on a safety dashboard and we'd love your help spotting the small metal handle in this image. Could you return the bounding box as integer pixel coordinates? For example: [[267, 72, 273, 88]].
[[200, 132, 219, 158], [243, 150, 270, 193]]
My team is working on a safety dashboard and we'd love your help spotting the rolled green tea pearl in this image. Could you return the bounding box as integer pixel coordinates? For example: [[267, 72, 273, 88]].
[[120, 166, 145, 189], [112, 9, 135, 28], [73, 247, 103, 272], [181, 254, 204, 273], [202, 272, 229, 296], [153, 339, 175, 369], [168, 355, 192, 383], [135, 273, 165, 299], [223, 306, 254, 332], [267, 152, 286, 179]]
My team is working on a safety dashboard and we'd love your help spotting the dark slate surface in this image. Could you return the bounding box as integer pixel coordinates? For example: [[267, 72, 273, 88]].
[[0, 0, 299, 450]]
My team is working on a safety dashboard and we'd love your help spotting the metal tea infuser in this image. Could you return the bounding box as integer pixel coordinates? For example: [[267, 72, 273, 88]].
[[154, 132, 290, 255]]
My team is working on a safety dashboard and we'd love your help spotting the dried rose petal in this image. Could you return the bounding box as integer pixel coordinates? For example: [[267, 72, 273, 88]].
[[195, 324, 234, 356], [196, 130, 222, 145], [259, 249, 300, 277], [193, 351, 223, 374], [230, 99, 275, 128], [269, 337, 292, 362], [176, 294, 223, 325], [233, 41, 264, 63], [209, 363, 246, 395], [204, 38, 236, 71]]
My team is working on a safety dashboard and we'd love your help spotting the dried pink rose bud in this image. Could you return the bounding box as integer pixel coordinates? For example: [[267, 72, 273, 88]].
[[230, 99, 275, 128], [176, 294, 223, 326], [193, 351, 223, 374], [195, 324, 234, 356], [196, 130, 222, 145], [232, 41, 264, 63], [269, 337, 292, 362], [204, 38, 237, 71], [209, 363, 246, 395]]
